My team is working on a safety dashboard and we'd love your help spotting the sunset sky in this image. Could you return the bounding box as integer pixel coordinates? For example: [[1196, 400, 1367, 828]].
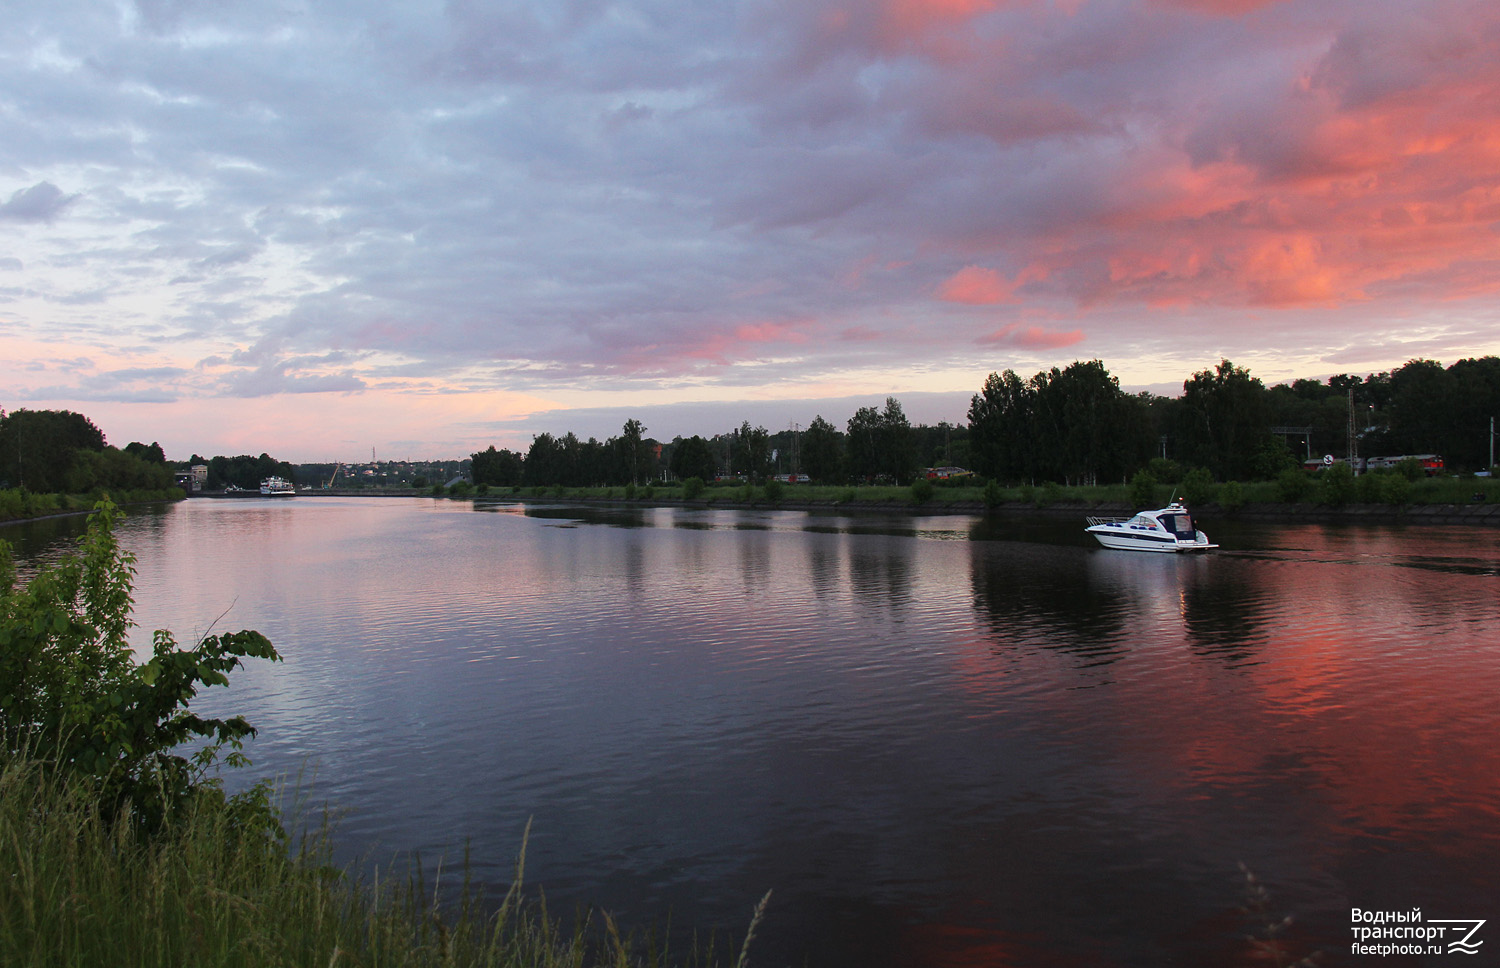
[[4, 0, 1499, 462]]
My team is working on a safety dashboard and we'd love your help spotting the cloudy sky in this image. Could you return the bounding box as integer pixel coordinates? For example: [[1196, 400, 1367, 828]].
[[4, 0, 1498, 461]]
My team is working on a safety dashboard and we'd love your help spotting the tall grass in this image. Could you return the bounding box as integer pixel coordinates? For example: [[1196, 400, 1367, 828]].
[[0, 756, 759, 968]]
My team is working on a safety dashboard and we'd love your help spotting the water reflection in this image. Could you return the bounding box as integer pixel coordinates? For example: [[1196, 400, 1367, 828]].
[[14, 499, 1500, 968], [968, 542, 1133, 665]]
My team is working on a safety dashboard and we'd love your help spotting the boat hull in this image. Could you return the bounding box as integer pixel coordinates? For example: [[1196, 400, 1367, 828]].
[[1087, 527, 1216, 553]]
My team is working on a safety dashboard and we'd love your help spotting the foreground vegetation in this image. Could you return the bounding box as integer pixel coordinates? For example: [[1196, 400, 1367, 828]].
[[0, 502, 759, 968], [0, 758, 762, 968]]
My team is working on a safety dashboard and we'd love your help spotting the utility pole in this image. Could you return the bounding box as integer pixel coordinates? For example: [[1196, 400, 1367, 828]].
[[1346, 388, 1358, 472]]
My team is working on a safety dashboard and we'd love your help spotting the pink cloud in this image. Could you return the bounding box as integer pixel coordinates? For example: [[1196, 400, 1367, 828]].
[[883, 2, 1500, 320], [938, 266, 1009, 304], [1153, 0, 1287, 14], [605, 319, 816, 373], [877, 0, 1001, 41], [937, 264, 1049, 305], [977, 324, 1084, 350], [734, 321, 809, 343]]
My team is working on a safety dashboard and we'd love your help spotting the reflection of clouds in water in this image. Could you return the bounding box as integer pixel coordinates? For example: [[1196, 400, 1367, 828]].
[[50, 500, 1500, 968]]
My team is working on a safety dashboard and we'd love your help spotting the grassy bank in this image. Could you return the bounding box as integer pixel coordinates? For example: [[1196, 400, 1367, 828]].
[[452, 474, 1500, 513], [0, 486, 185, 524], [0, 756, 758, 968]]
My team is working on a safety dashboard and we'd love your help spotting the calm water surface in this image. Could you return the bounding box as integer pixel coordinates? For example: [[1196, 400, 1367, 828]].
[[10, 498, 1500, 967]]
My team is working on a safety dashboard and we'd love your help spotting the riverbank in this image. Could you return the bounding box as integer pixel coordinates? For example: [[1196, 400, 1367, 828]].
[[11, 481, 1497, 528], [441, 473, 1500, 526], [0, 487, 185, 526], [474, 492, 1500, 525]]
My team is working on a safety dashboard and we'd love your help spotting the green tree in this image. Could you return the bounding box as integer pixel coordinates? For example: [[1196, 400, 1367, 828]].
[[800, 415, 843, 482], [0, 501, 280, 829], [123, 441, 167, 464], [845, 406, 882, 481], [0, 409, 107, 492], [730, 422, 772, 481], [523, 433, 564, 487], [1425, 357, 1500, 470], [968, 370, 1034, 484], [669, 435, 717, 482], [619, 419, 648, 485], [66, 447, 175, 494], [1039, 360, 1149, 485], [470, 445, 523, 487], [876, 397, 918, 483], [1177, 360, 1273, 480], [1386, 360, 1450, 459], [970, 363, 1149, 485], [205, 454, 294, 491]]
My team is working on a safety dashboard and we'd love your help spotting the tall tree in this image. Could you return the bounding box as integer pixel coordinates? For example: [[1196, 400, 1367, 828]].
[[1445, 357, 1500, 469], [471, 445, 523, 487], [124, 441, 166, 464], [523, 433, 562, 486], [730, 422, 772, 481], [876, 397, 918, 483], [669, 435, 717, 482], [1045, 360, 1149, 486], [619, 419, 647, 485], [801, 415, 843, 482], [845, 406, 882, 481], [968, 370, 1034, 483], [204, 454, 295, 491], [0, 409, 107, 492], [1176, 360, 1272, 480]]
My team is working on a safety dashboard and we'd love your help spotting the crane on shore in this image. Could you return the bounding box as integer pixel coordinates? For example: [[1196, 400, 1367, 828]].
[[326, 462, 343, 488]]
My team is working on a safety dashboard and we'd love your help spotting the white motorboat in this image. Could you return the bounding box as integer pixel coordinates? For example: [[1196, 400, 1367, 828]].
[[1085, 502, 1217, 553], [260, 476, 296, 497]]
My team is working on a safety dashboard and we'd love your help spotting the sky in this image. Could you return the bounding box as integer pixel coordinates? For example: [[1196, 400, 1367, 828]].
[[3, 0, 1499, 462]]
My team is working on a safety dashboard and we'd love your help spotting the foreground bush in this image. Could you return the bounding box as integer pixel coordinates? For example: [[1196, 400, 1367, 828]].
[[1, 499, 279, 831]]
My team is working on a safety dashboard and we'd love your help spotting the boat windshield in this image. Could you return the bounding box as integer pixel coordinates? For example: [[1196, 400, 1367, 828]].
[[1158, 513, 1195, 538]]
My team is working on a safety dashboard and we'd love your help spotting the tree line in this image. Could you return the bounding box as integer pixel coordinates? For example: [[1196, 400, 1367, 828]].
[[7, 354, 1493, 500], [972, 356, 1500, 484], [0, 409, 176, 495], [470, 398, 971, 490], [473, 356, 1500, 489], [186, 453, 296, 491]]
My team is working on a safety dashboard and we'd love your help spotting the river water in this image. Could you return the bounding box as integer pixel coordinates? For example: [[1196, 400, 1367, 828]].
[[8, 497, 1500, 966]]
